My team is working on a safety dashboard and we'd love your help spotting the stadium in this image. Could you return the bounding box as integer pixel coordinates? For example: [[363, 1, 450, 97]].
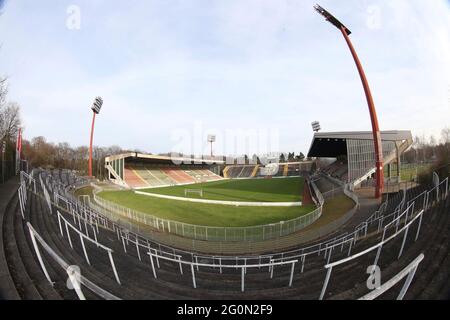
[[1, 125, 449, 300], [0, 1, 449, 305]]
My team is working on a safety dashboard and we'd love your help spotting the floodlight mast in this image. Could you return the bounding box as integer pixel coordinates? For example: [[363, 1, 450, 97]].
[[88, 97, 103, 177], [314, 4, 384, 199], [207, 135, 216, 158]]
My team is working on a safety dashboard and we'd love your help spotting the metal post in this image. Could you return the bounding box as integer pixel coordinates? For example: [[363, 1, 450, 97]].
[[241, 267, 245, 292], [28, 226, 54, 286], [88, 112, 96, 177], [348, 240, 353, 257], [80, 235, 91, 265], [107, 251, 121, 285], [136, 240, 141, 261], [178, 257, 183, 275], [397, 265, 419, 300], [65, 223, 74, 249], [148, 252, 157, 279], [319, 267, 333, 300], [155, 252, 160, 268], [191, 264, 197, 289], [289, 262, 295, 287], [18, 188, 25, 219], [398, 227, 409, 259], [57, 212, 63, 236], [373, 245, 383, 271], [121, 236, 127, 253]]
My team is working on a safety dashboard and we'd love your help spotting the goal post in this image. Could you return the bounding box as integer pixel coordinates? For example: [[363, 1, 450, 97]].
[[184, 188, 203, 197]]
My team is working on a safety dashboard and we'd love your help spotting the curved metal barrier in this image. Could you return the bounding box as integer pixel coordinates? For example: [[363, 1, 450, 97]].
[[28, 169, 449, 298], [91, 186, 323, 242]]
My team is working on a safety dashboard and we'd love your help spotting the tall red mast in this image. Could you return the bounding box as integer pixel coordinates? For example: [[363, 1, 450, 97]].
[[314, 4, 384, 198], [89, 97, 103, 177], [88, 112, 97, 177]]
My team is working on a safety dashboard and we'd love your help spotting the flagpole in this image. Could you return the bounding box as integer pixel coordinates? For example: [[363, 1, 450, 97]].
[[16, 128, 22, 174]]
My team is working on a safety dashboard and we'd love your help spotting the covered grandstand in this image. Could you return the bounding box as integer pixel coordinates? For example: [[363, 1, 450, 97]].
[[307, 131, 413, 187], [224, 162, 313, 179], [105, 153, 224, 189]]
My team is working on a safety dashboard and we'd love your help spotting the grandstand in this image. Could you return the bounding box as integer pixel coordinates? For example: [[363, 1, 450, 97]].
[[0, 168, 448, 300], [224, 162, 313, 179], [105, 153, 223, 189], [308, 131, 413, 187], [223, 164, 257, 178]]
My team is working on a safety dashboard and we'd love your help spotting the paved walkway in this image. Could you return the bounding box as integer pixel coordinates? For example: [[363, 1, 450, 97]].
[[0, 176, 20, 299], [340, 187, 381, 231]]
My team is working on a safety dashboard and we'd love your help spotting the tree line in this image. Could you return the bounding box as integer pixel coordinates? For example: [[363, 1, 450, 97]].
[[0, 76, 21, 182], [406, 131, 450, 184], [1, 73, 448, 183], [0, 77, 126, 181]]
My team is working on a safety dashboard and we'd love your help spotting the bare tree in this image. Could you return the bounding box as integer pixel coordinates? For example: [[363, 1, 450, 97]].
[[0, 101, 21, 140], [441, 127, 450, 145], [0, 77, 7, 106], [429, 135, 436, 146]]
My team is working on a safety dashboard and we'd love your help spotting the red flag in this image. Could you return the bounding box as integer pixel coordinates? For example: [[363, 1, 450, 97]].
[[16, 128, 22, 159]]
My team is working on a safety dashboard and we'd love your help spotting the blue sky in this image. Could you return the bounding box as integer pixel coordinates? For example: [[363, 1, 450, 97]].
[[0, 0, 449, 156]]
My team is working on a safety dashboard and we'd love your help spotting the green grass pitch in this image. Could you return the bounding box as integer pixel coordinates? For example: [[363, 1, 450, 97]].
[[97, 177, 317, 227], [142, 177, 304, 202]]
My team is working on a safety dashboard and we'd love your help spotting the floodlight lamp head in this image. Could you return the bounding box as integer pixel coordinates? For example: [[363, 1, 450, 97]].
[[91, 96, 103, 114], [311, 121, 321, 132], [207, 134, 216, 143], [313, 4, 352, 35]]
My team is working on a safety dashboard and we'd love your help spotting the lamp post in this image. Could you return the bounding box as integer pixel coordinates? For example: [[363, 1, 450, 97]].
[[207, 134, 216, 158], [88, 97, 103, 177], [311, 121, 321, 132], [314, 4, 384, 199]]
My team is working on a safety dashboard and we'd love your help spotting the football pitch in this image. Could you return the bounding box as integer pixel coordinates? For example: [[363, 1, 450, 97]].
[[142, 177, 304, 202], [97, 177, 319, 227]]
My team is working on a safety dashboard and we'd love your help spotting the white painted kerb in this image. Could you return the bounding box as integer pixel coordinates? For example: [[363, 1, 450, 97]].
[[134, 191, 302, 207]]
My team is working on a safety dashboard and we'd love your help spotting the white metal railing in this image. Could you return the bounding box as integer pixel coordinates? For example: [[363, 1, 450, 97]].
[[50, 178, 332, 290], [309, 178, 325, 206], [56, 210, 121, 285], [43, 170, 444, 266], [111, 220, 299, 292], [146, 247, 298, 292], [17, 182, 27, 219], [92, 188, 324, 242], [20, 170, 36, 193], [46, 170, 430, 272], [26, 222, 120, 300], [32, 170, 449, 297], [319, 207, 426, 300], [358, 253, 424, 300]]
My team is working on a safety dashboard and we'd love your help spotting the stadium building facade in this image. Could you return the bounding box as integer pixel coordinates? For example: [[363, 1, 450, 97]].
[[307, 131, 413, 187], [105, 153, 224, 189]]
